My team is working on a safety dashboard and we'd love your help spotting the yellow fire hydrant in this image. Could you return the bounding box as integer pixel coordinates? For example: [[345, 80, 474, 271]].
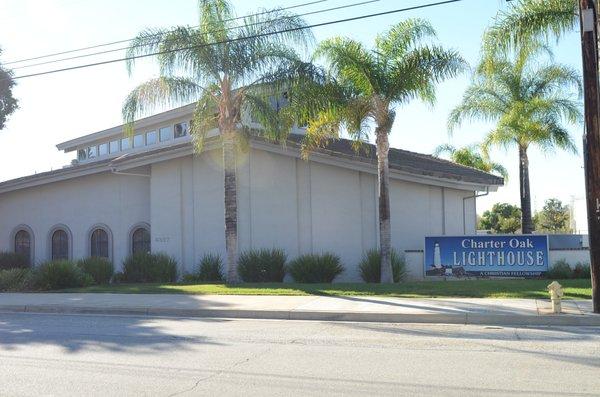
[[547, 281, 564, 314]]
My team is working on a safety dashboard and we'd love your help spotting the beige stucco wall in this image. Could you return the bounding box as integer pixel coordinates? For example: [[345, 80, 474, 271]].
[[0, 172, 150, 269], [147, 148, 477, 281], [0, 146, 478, 281]]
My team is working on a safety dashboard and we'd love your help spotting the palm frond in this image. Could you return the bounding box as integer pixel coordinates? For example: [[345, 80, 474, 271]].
[[390, 45, 466, 105], [448, 84, 508, 131], [198, 0, 234, 42], [190, 87, 220, 152], [238, 7, 314, 53], [315, 37, 380, 95], [485, 0, 578, 51], [302, 110, 345, 159], [125, 28, 170, 75], [155, 27, 222, 83], [375, 18, 436, 58], [482, 126, 518, 153], [489, 162, 509, 180], [529, 64, 582, 98], [122, 77, 203, 134], [242, 92, 293, 143], [433, 144, 457, 157]]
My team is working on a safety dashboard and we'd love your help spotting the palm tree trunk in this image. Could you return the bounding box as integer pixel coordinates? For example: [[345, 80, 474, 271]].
[[376, 127, 393, 283], [519, 145, 533, 234], [223, 131, 239, 284]]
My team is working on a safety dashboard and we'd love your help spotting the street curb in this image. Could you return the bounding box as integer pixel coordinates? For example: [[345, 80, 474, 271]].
[[1, 304, 600, 326]]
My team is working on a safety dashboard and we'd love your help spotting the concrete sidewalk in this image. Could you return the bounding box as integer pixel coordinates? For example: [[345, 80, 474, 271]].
[[0, 293, 598, 326]]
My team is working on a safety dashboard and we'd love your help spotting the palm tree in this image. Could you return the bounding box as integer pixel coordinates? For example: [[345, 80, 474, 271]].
[[122, 0, 313, 283], [486, 0, 578, 49], [433, 144, 508, 180], [448, 41, 582, 234], [291, 19, 465, 282]]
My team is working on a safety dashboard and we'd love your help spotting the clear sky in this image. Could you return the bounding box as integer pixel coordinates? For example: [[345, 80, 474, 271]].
[[0, 0, 585, 218]]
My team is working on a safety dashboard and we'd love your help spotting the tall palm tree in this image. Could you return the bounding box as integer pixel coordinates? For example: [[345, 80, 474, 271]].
[[486, 0, 578, 49], [448, 41, 582, 234], [291, 19, 465, 282], [122, 0, 312, 283], [433, 144, 509, 180]]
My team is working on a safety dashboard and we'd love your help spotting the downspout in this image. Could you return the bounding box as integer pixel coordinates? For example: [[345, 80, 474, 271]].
[[463, 187, 489, 234]]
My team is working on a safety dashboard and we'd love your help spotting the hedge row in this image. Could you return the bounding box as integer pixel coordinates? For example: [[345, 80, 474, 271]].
[[182, 248, 407, 284], [0, 252, 177, 292], [183, 249, 345, 283], [0, 247, 409, 291], [547, 260, 591, 279]]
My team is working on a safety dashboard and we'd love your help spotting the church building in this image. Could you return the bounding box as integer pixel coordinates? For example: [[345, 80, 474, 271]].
[[0, 102, 503, 281]]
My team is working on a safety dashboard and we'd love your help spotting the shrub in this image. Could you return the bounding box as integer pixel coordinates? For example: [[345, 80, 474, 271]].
[[573, 262, 591, 279], [32, 260, 93, 290], [547, 259, 573, 279], [359, 249, 407, 283], [112, 271, 126, 284], [122, 252, 178, 283], [238, 248, 286, 282], [288, 253, 344, 283], [184, 253, 223, 283], [77, 257, 114, 285], [0, 251, 29, 270], [0, 268, 32, 292]]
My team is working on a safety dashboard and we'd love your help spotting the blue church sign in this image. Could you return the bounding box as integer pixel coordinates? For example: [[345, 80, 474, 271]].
[[424, 235, 549, 278]]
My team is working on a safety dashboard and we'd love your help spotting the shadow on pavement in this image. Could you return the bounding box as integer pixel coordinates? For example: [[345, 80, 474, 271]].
[[0, 295, 234, 353]]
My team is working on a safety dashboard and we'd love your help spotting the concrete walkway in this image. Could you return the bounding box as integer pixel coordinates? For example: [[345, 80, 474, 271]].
[[0, 293, 598, 325]]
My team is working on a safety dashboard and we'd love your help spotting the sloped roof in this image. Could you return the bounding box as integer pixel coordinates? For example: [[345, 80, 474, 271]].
[[279, 135, 504, 186], [0, 133, 502, 194]]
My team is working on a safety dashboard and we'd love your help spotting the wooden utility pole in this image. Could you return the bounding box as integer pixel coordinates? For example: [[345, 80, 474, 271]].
[[579, 0, 600, 313]]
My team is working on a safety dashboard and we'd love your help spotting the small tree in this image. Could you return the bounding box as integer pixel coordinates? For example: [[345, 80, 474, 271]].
[[534, 198, 571, 233], [0, 47, 18, 130], [479, 203, 522, 234]]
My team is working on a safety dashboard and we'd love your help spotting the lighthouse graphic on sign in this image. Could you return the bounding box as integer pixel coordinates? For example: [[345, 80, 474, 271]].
[[426, 240, 466, 277], [425, 241, 447, 276], [433, 242, 441, 268]]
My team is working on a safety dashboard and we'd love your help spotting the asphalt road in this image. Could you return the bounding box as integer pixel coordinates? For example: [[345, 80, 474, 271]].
[[0, 313, 599, 396]]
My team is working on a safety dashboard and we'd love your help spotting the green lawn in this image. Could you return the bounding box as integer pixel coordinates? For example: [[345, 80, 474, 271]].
[[66, 279, 592, 299]]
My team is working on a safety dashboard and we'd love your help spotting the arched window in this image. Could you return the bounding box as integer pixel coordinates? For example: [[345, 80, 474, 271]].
[[14, 230, 32, 265], [132, 227, 150, 254], [90, 228, 109, 258], [51, 229, 69, 260]]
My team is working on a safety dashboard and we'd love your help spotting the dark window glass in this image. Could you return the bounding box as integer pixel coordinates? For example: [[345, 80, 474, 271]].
[[51, 229, 69, 260], [90, 229, 109, 258], [77, 149, 87, 161], [174, 122, 188, 138], [14, 230, 31, 265], [132, 228, 150, 254]]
